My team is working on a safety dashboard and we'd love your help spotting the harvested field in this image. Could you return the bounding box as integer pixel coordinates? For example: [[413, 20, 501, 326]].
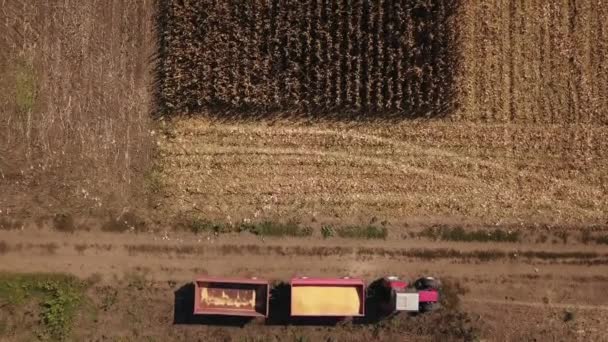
[[157, 118, 608, 226], [0, 0, 154, 221], [153, 0, 608, 228], [459, 0, 608, 123]]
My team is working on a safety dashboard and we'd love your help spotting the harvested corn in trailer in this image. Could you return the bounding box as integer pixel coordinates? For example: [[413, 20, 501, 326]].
[[290, 277, 365, 317], [200, 287, 256, 311], [291, 286, 361, 316], [194, 277, 270, 317]]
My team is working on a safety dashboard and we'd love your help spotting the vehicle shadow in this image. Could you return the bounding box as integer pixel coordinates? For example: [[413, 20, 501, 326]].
[[357, 278, 395, 324], [174, 279, 404, 327]]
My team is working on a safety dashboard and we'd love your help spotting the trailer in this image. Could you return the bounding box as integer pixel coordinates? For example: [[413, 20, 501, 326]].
[[193, 277, 270, 317], [290, 277, 365, 317]]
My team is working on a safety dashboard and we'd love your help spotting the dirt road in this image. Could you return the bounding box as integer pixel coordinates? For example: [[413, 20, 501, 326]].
[[1, 228, 607, 340]]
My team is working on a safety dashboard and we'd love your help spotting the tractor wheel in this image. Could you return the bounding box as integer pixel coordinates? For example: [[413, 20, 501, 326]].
[[419, 301, 440, 313], [414, 277, 440, 291]]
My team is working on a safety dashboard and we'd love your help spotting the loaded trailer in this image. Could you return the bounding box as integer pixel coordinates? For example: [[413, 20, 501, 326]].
[[290, 277, 365, 317], [193, 277, 270, 317]]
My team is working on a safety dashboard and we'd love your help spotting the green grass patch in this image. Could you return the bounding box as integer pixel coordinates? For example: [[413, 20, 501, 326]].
[[419, 226, 520, 243], [144, 169, 163, 195], [13, 61, 36, 113], [239, 221, 313, 237], [336, 225, 388, 239], [0, 273, 86, 340], [321, 225, 335, 239]]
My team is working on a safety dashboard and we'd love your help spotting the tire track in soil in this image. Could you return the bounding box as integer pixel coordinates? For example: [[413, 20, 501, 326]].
[[466, 298, 608, 311], [204, 123, 600, 196], [179, 124, 601, 216]]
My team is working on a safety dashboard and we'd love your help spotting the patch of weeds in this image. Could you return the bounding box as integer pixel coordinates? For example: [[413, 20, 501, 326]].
[[419, 227, 438, 240], [336, 225, 388, 239], [99, 287, 119, 311], [144, 167, 164, 195], [321, 225, 335, 239], [102, 211, 146, 233], [536, 234, 548, 244], [14, 60, 36, 113], [52, 213, 75, 233], [0, 273, 85, 340], [419, 226, 519, 243], [240, 221, 313, 237], [555, 231, 569, 244], [189, 218, 229, 234], [595, 235, 608, 245], [581, 229, 593, 244], [580, 229, 608, 245], [0, 218, 22, 231], [123, 272, 148, 291]]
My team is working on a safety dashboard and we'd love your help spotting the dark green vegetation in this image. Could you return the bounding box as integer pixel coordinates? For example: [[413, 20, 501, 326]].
[[419, 226, 520, 243], [336, 225, 388, 239], [240, 221, 314, 237], [581, 230, 608, 245], [186, 218, 313, 237], [157, 0, 460, 118], [185, 218, 387, 239], [0, 273, 86, 340]]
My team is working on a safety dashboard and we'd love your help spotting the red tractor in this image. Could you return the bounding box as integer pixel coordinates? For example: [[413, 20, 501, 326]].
[[369, 276, 441, 318]]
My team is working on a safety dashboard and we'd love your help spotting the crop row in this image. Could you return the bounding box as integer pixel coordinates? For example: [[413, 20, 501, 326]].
[[156, 0, 461, 118]]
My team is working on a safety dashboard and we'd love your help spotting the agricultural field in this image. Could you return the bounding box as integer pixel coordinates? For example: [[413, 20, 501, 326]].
[[1, 0, 608, 341], [157, 0, 459, 118]]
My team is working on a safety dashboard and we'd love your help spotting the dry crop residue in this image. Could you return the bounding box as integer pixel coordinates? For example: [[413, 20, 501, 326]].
[[157, 118, 608, 226]]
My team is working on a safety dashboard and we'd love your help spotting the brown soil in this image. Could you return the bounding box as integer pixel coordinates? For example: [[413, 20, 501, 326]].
[[0, 0, 154, 223]]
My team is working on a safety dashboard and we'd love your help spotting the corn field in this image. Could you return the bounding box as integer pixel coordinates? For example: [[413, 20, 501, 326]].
[[156, 0, 461, 118], [458, 0, 608, 123]]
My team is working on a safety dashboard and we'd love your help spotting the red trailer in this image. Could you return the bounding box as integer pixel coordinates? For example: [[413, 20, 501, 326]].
[[193, 277, 270, 317], [290, 277, 365, 317]]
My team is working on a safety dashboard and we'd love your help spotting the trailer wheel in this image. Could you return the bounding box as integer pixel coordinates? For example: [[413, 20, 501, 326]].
[[414, 277, 440, 291]]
